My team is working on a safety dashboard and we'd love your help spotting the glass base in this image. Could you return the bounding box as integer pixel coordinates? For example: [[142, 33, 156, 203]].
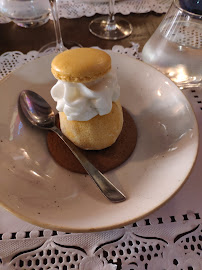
[[39, 41, 82, 55], [89, 16, 133, 40]]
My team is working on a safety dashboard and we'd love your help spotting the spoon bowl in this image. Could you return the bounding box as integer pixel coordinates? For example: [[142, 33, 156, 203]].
[[19, 90, 55, 129]]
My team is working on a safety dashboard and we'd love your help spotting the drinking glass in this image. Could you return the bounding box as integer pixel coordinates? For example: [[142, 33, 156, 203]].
[[0, 0, 81, 53], [40, 0, 81, 53], [0, 0, 50, 28], [40, 0, 66, 53], [142, 0, 202, 89], [89, 0, 133, 40]]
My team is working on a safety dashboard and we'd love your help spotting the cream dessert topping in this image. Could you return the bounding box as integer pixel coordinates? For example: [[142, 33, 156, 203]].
[[51, 69, 120, 121]]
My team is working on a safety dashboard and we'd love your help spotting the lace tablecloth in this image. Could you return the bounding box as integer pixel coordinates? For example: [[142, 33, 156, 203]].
[[0, 0, 172, 23], [0, 45, 201, 270]]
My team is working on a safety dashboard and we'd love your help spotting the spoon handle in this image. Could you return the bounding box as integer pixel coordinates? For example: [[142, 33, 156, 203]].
[[51, 126, 126, 203]]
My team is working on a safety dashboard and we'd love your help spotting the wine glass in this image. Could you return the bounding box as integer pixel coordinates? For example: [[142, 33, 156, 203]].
[[89, 0, 133, 40], [39, 0, 81, 54]]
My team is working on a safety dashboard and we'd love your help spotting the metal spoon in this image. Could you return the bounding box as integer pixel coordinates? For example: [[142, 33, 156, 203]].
[[19, 90, 126, 203]]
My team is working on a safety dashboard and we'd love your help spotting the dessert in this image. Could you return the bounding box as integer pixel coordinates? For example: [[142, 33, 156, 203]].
[[47, 48, 137, 173], [50, 48, 123, 150]]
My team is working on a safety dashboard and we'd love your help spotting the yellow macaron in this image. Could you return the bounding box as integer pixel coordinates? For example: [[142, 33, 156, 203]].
[[51, 48, 111, 83]]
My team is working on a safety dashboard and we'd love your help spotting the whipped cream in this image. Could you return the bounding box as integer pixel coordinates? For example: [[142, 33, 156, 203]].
[[51, 69, 120, 121]]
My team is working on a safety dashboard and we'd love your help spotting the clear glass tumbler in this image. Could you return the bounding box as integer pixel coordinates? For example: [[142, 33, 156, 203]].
[[0, 0, 50, 28], [142, 0, 202, 89]]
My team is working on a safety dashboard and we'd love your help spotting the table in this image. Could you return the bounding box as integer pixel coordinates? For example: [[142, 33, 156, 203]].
[[0, 13, 163, 54], [0, 5, 201, 270]]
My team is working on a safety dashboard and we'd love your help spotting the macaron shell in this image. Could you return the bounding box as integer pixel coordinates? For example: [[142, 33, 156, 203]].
[[51, 48, 111, 83]]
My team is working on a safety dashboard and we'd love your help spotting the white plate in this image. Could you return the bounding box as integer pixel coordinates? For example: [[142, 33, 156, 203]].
[[0, 52, 198, 232]]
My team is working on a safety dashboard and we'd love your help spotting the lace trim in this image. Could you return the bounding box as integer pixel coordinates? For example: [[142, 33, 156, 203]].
[[0, 212, 200, 241], [0, 44, 140, 80], [0, 221, 201, 269], [58, 0, 172, 19]]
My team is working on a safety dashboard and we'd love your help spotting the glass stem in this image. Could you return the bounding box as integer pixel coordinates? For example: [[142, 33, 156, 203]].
[[108, 0, 116, 23], [106, 0, 116, 31], [49, 0, 65, 52]]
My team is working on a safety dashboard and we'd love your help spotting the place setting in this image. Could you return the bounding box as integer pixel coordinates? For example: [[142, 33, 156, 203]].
[[0, 46, 199, 233], [0, 0, 201, 269]]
